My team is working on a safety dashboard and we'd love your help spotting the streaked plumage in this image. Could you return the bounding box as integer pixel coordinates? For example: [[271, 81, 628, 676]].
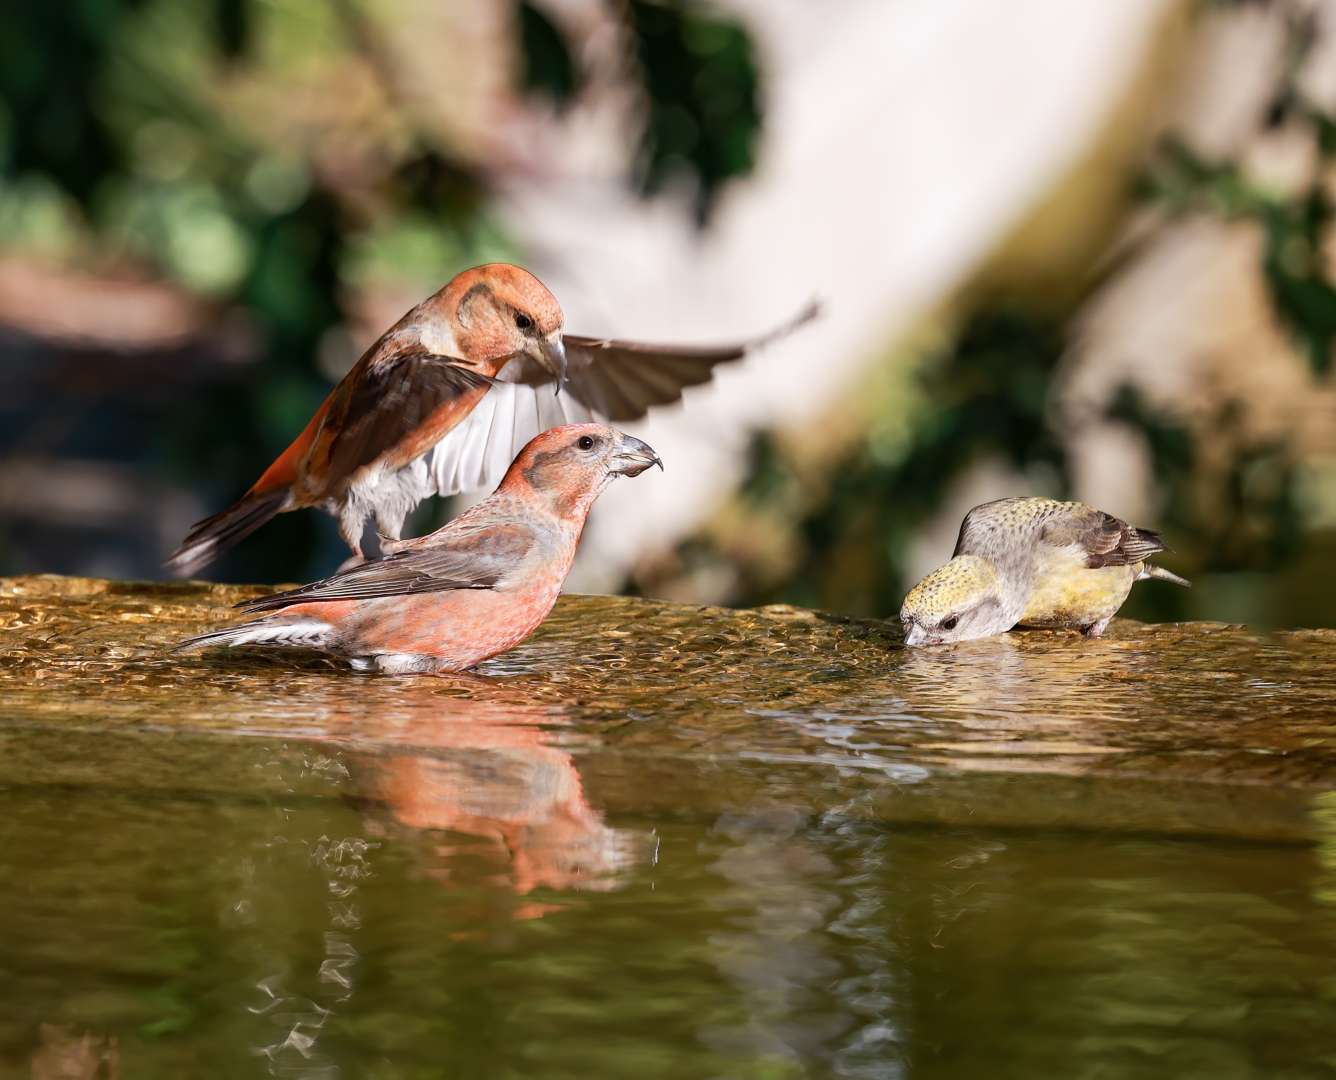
[[900, 497, 1189, 645], [175, 424, 661, 673], [166, 264, 816, 576]]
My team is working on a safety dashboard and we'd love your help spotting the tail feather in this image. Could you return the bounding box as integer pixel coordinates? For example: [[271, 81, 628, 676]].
[[1139, 564, 1191, 588], [165, 488, 290, 577], [172, 625, 251, 653], [1122, 526, 1169, 564], [173, 617, 334, 654]]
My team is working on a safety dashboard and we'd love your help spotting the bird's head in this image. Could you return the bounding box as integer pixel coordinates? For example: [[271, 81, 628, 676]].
[[900, 555, 1011, 646], [423, 263, 567, 380], [502, 424, 662, 519]]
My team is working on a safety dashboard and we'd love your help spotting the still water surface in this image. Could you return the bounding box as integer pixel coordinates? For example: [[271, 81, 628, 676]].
[[2, 576, 1335, 1078]]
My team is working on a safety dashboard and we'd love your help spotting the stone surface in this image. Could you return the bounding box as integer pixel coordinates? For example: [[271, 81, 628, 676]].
[[3, 574, 1334, 839]]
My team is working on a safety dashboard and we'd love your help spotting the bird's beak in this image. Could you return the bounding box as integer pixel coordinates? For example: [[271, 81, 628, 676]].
[[532, 332, 567, 396], [611, 434, 663, 477], [903, 621, 929, 647]]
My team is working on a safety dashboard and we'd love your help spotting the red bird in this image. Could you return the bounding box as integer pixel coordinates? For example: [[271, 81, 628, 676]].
[[175, 424, 661, 674], [167, 263, 815, 575]]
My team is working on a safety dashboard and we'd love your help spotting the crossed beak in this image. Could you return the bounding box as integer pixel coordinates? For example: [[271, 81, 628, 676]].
[[902, 621, 933, 647], [532, 332, 567, 396], [611, 434, 663, 477]]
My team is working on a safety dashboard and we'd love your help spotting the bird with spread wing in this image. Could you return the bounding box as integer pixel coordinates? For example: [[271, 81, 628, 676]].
[[166, 263, 816, 577]]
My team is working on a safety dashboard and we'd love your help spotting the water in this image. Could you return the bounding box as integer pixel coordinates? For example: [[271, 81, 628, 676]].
[[2, 575, 1336, 1078]]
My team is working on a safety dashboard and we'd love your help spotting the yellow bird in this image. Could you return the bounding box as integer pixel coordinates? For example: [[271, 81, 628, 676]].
[[900, 497, 1189, 645]]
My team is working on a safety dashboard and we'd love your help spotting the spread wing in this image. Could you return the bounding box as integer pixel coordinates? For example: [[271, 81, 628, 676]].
[[497, 300, 820, 421], [411, 300, 819, 499], [423, 380, 597, 499], [1043, 508, 1168, 569], [235, 520, 536, 613], [304, 343, 495, 494], [555, 335, 744, 419]]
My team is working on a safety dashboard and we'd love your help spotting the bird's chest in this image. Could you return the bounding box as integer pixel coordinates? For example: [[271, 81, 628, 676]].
[[324, 456, 440, 542], [1019, 562, 1136, 627]]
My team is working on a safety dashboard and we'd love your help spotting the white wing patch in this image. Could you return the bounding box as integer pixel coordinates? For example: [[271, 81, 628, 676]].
[[424, 382, 599, 497]]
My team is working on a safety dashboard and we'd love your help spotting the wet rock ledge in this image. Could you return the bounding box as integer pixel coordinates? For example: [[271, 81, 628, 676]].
[[2, 574, 1335, 844]]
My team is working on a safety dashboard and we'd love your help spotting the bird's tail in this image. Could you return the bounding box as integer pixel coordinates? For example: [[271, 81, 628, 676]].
[[173, 616, 334, 654], [1122, 526, 1169, 563], [1139, 564, 1191, 588], [165, 488, 291, 578]]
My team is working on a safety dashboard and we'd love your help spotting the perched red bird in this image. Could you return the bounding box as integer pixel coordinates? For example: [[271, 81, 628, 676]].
[[175, 424, 661, 673], [167, 263, 815, 575]]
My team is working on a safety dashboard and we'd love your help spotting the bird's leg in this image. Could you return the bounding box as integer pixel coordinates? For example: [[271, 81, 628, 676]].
[[337, 508, 366, 571], [1082, 616, 1113, 638], [374, 506, 408, 544], [360, 506, 412, 562]]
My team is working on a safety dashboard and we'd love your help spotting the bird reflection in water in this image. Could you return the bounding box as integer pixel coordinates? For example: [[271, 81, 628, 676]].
[[887, 630, 1160, 766], [242, 678, 643, 1074], [325, 678, 645, 916], [27, 1025, 118, 1080]]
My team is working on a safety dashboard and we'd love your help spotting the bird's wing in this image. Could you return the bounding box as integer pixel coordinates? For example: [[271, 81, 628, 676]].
[[952, 505, 989, 557], [424, 381, 598, 498], [496, 300, 821, 421], [302, 344, 496, 495], [419, 302, 820, 496], [235, 520, 538, 613], [951, 498, 1028, 557], [1043, 508, 1168, 569]]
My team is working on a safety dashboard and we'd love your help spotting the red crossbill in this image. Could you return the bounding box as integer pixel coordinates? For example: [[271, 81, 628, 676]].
[[166, 263, 814, 576], [901, 497, 1190, 645], [175, 424, 661, 673]]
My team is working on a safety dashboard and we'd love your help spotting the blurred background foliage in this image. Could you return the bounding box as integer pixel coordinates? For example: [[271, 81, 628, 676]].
[[632, 0, 1336, 630], [0, 0, 759, 582], [1, 0, 1334, 629]]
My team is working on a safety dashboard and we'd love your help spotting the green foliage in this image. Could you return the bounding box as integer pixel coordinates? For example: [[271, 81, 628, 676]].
[[709, 1, 1336, 624], [1139, 2, 1336, 376], [722, 299, 1308, 620], [1141, 136, 1336, 375], [517, 2, 581, 108], [722, 311, 1069, 616], [628, 0, 762, 222], [516, 0, 761, 217], [0, 1, 131, 200], [1107, 385, 1305, 571]]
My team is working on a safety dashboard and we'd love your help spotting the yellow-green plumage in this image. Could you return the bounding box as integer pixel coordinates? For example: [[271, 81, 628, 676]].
[[900, 497, 1189, 645], [1018, 559, 1139, 629], [900, 556, 998, 618]]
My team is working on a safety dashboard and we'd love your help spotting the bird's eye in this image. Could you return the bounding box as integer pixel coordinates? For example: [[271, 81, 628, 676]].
[[941, 615, 959, 631], [577, 435, 595, 451], [514, 312, 534, 332]]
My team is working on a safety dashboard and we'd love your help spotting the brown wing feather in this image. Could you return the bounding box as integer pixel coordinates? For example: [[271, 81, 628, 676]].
[[560, 337, 737, 419], [499, 300, 820, 422], [1115, 526, 1169, 565], [236, 521, 536, 613], [300, 343, 493, 499], [1076, 511, 1168, 569]]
